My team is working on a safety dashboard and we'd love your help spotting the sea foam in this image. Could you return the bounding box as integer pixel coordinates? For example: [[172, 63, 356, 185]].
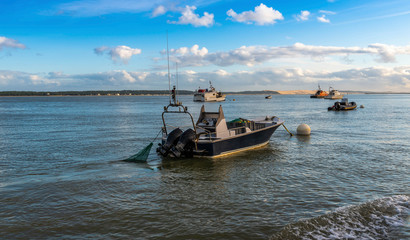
[[271, 195, 409, 240]]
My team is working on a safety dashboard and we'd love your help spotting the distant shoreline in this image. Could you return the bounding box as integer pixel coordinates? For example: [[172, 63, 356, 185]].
[[0, 90, 408, 97]]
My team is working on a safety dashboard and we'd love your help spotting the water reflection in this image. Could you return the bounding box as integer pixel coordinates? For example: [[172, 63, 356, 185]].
[[296, 135, 311, 143]]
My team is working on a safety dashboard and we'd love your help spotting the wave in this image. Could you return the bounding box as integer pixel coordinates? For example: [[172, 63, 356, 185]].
[[271, 195, 409, 240]]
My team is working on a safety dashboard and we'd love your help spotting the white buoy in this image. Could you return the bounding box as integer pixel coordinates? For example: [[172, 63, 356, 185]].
[[297, 124, 311, 136]]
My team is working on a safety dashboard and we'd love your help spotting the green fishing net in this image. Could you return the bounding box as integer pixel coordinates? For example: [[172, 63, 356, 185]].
[[124, 142, 153, 162]]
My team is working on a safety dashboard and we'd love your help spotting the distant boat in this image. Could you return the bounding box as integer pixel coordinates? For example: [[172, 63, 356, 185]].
[[193, 81, 226, 102], [325, 87, 343, 100], [265, 95, 272, 99], [310, 84, 328, 98], [328, 98, 357, 111]]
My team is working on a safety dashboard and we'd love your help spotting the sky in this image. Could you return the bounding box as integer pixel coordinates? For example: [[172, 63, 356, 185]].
[[1, 0, 410, 92]]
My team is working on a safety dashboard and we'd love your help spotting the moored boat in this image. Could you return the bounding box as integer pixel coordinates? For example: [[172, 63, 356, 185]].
[[310, 85, 328, 98], [193, 81, 226, 102], [328, 98, 357, 111], [157, 97, 284, 158], [325, 87, 343, 99], [265, 95, 272, 99]]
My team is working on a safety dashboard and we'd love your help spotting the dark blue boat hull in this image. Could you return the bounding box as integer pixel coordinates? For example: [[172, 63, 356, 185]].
[[195, 124, 281, 157]]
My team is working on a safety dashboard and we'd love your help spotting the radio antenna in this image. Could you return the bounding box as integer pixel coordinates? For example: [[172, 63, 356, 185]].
[[167, 31, 171, 104], [176, 62, 179, 104]]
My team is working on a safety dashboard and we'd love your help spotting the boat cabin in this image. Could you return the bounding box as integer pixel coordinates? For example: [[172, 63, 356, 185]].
[[196, 105, 278, 140], [196, 105, 230, 139]]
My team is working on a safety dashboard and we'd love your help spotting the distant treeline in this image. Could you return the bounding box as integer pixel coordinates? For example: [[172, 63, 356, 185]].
[[0, 90, 280, 96], [226, 90, 279, 95], [0, 90, 193, 96]]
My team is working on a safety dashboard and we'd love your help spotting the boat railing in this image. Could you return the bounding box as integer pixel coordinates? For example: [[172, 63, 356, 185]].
[[197, 125, 247, 140], [228, 120, 267, 132], [162, 102, 198, 149], [229, 126, 248, 135], [228, 124, 264, 133], [196, 126, 219, 141]]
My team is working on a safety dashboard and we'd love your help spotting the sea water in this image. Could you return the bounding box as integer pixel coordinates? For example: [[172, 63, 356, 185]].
[[0, 94, 409, 239]]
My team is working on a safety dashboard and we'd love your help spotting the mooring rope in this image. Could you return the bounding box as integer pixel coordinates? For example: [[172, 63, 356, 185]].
[[282, 124, 293, 136]]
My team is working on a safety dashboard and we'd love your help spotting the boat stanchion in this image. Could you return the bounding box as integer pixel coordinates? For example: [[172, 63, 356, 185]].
[[282, 124, 293, 136]]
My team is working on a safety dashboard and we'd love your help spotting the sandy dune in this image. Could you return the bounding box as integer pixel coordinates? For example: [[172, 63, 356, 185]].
[[276, 90, 316, 95]]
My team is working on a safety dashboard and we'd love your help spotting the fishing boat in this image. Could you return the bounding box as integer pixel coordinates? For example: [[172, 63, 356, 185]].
[[328, 98, 357, 111], [265, 95, 272, 99], [157, 93, 284, 158], [325, 87, 343, 99], [193, 81, 226, 102], [310, 85, 328, 98]]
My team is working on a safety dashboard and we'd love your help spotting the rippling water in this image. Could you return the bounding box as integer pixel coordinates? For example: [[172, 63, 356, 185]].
[[0, 94, 409, 239]]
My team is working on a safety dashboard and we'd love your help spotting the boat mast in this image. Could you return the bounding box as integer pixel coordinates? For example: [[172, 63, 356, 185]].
[[176, 62, 179, 104], [167, 31, 171, 104]]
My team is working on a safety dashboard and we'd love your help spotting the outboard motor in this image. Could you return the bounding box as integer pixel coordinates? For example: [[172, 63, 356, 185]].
[[335, 102, 341, 110], [157, 128, 183, 156], [169, 129, 196, 158]]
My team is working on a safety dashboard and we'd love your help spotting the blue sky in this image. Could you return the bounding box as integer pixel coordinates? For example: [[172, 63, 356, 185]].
[[1, 0, 410, 92]]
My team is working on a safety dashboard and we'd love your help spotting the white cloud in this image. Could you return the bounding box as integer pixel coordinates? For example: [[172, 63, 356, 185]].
[[165, 44, 209, 66], [0, 70, 59, 87], [160, 43, 410, 68], [368, 43, 400, 62], [56, 0, 221, 17], [108, 70, 137, 83], [185, 70, 197, 75], [1, 66, 410, 92], [215, 69, 230, 76], [226, 3, 284, 25], [94, 46, 109, 55], [152, 5, 166, 17], [58, 0, 166, 17], [187, 66, 410, 92], [215, 66, 410, 91], [110, 46, 142, 63], [317, 14, 330, 23], [102, 70, 148, 83], [317, 10, 335, 23], [296, 10, 310, 21], [0, 69, 158, 90], [0, 36, 26, 50], [168, 5, 214, 27], [189, 44, 208, 56], [319, 10, 336, 15], [94, 45, 142, 64]]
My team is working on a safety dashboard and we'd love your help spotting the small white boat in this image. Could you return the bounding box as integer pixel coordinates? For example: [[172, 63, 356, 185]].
[[265, 95, 272, 99], [193, 81, 226, 102], [325, 87, 343, 99]]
